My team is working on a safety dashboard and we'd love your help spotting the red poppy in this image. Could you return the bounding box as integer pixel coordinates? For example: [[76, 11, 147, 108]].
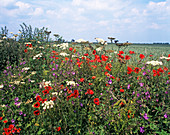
[[80, 78, 85, 82], [85, 89, 94, 95], [164, 67, 168, 71], [45, 86, 52, 91], [92, 76, 96, 79], [42, 89, 49, 95], [139, 54, 145, 59], [33, 110, 40, 116], [56, 127, 61, 131], [128, 115, 130, 119], [134, 67, 141, 74], [73, 90, 79, 98], [119, 51, 124, 54], [74, 49, 76, 53], [89, 83, 92, 85], [84, 53, 89, 56], [34, 102, 40, 108], [3, 120, 8, 123], [24, 49, 28, 53], [129, 51, 135, 54], [65, 57, 69, 61], [94, 98, 100, 105], [120, 89, 124, 93], [93, 50, 96, 55], [127, 67, 133, 74], [29, 44, 32, 47], [125, 55, 131, 60], [51, 97, 57, 101], [69, 47, 73, 51], [101, 55, 108, 61], [105, 65, 111, 71], [149, 55, 153, 57], [0, 117, 3, 120]]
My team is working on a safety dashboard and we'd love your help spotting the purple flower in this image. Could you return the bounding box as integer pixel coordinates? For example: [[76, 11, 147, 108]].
[[165, 91, 168, 94], [80, 103, 83, 107], [108, 79, 112, 84], [52, 68, 55, 71], [140, 127, 145, 133], [23, 114, 26, 117], [143, 113, 149, 120], [72, 72, 75, 75], [19, 111, 23, 115], [14, 97, 19, 102], [52, 73, 55, 76], [111, 98, 113, 100], [139, 83, 144, 87], [137, 93, 140, 97], [11, 119, 15, 123], [164, 113, 168, 118], [127, 84, 130, 89], [3, 70, 7, 73], [132, 91, 135, 95], [143, 72, 146, 75]]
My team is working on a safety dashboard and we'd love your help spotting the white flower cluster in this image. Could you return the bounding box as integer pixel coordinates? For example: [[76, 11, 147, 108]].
[[55, 43, 69, 49], [146, 61, 163, 66], [33, 53, 43, 60], [22, 67, 30, 71], [160, 56, 170, 60], [42, 100, 54, 109], [59, 52, 69, 56], [39, 79, 51, 89], [0, 84, 4, 89], [39, 46, 44, 49], [51, 91, 63, 96], [66, 81, 77, 86]]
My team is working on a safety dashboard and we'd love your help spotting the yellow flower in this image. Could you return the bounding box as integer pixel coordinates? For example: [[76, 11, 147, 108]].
[[78, 130, 80, 133]]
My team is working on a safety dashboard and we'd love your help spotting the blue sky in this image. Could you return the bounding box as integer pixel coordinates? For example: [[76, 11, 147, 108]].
[[0, 0, 170, 43]]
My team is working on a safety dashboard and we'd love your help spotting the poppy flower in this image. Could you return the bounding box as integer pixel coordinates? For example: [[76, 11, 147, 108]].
[[33, 110, 40, 116], [93, 50, 96, 55], [73, 90, 79, 98], [80, 78, 85, 82], [24, 49, 28, 53], [34, 102, 40, 108], [56, 127, 61, 131], [92, 76, 96, 79], [139, 54, 145, 59], [101, 55, 108, 61], [149, 55, 153, 57], [69, 47, 73, 51], [42, 89, 49, 95], [134, 67, 141, 74], [125, 55, 131, 60], [120, 89, 124, 93], [65, 57, 69, 61], [128, 115, 130, 119], [94, 98, 100, 105], [84, 53, 89, 56], [89, 83, 92, 85], [0, 117, 3, 120], [119, 51, 124, 54], [127, 67, 133, 74], [29, 44, 32, 47], [51, 97, 57, 101], [3, 120, 8, 123], [74, 49, 76, 53], [85, 89, 94, 95], [129, 51, 134, 54]]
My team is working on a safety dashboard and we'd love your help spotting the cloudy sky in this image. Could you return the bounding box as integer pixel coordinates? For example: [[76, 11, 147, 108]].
[[0, 0, 170, 43]]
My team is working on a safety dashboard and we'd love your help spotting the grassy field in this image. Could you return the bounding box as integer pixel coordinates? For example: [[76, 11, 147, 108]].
[[0, 39, 169, 135]]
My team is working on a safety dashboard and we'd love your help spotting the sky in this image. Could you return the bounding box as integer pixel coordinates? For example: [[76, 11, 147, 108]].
[[0, 0, 170, 43]]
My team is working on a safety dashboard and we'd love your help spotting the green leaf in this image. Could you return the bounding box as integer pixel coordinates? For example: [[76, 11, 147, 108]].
[[37, 129, 45, 134]]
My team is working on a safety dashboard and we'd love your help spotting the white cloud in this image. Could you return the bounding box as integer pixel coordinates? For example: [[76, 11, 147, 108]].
[[149, 23, 160, 29], [15, 1, 31, 9], [30, 8, 43, 16], [0, 0, 16, 7]]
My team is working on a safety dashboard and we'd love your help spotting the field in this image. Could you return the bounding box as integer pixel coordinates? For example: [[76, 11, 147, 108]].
[[0, 38, 170, 135]]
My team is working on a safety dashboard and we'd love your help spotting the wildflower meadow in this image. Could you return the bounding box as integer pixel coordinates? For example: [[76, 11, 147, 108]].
[[0, 24, 169, 135]]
